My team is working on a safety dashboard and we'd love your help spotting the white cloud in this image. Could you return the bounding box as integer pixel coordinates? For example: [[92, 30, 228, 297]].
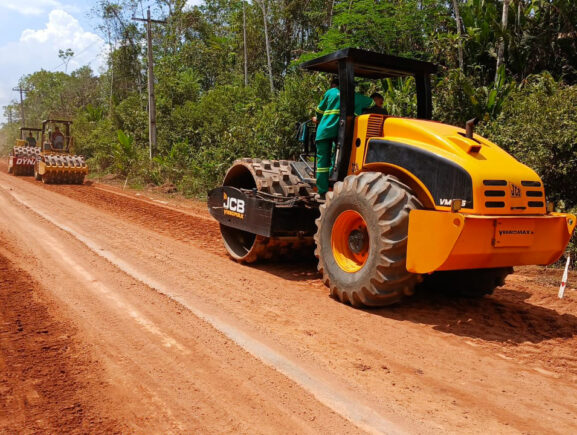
[[0, 9, 106, 123], [21, 9, 103, 57], [11, 9, 105, 70], [0, 0, 63, 16]]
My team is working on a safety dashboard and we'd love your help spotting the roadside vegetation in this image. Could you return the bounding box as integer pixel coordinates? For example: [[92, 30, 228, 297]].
[[1, 0, 576, 256]]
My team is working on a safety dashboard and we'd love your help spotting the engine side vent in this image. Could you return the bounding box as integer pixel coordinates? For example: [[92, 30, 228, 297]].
[[366, 115, 385, 139], [521, 180, 542, 187], [526, 191, 543, 197], [484, 190, 505, 197], [483, 179, 507, 186], [528, 201, 544, 208], [486, 201, 505, 208]]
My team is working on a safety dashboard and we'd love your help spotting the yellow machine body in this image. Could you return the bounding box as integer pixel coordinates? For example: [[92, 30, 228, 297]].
[[9, 130, 42, 176], [33, 120, 88, 184], [348, 114, 576, 273], [36, 150, 88, 184]]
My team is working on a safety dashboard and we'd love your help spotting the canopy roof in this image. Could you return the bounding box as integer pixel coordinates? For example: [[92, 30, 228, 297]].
[[42, 119, 72, 125], [300, 48, 437, 78]]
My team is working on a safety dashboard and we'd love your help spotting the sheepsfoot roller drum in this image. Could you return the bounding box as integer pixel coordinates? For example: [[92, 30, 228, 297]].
[[208, 159, 318, 262], [34, 153, 88, 184], [8, 146, 40, 176]]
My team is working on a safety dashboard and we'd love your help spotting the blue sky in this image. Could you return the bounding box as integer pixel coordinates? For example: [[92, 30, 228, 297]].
[[0, 0, 201, 124]]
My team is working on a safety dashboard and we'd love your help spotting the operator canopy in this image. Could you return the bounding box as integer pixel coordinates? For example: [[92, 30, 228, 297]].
[[299, 47, 437, 79]]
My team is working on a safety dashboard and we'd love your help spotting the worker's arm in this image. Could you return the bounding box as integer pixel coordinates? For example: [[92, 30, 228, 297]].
[[314, 92, 329, 124]]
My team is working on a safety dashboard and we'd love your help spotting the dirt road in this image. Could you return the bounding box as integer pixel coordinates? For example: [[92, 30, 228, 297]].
[[1, 167, 576, 434]]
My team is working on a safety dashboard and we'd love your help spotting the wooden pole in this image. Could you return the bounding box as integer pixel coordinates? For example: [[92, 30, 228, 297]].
[[133, 8, 166, 159], [145, 8, 156, 160], [12, 87, 27, 127]]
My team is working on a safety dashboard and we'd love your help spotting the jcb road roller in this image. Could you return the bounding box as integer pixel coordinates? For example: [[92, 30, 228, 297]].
[[208, 48, 576, 307]]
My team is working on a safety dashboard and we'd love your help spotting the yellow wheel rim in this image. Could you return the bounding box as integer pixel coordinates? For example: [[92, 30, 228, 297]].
[[331, 210, 369, 273]]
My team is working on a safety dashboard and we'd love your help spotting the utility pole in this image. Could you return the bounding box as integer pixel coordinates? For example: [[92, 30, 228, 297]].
[[132, 7, 166, 159], [12, 86, 29, 127]]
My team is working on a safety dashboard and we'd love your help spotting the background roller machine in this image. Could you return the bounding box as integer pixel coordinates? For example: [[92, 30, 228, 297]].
[[208, 48, 576, 307], [8, 127, 41, 176], [34, 119, 88, 184]]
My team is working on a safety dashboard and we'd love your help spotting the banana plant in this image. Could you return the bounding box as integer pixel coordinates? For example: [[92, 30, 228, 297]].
[[112, 129, 138, 176], [381, 77, 417, 118]]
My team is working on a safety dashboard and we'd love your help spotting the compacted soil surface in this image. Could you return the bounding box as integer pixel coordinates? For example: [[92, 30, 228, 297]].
[[0, 244, 123, 433], [1, 161, 576, 434]]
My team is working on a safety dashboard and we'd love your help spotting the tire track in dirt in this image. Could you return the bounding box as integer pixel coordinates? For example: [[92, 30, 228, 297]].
[[34, 182, 226, 257], [381, 284, 577, 376], [0, 240, 123, 433], [22, 177, 323, 284]]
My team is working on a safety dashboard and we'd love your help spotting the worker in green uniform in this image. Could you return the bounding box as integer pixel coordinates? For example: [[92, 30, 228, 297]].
[[313, 79, 375, 198], [313, 77, 340, 198], [26, 132, 37, 147], [355, 91, 374, 116]]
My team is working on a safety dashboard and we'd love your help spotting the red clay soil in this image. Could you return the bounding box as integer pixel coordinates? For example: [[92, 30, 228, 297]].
[[0, 242, 123, 433], [23, 180, 226, 257], [2, 160, 577, 433], [11, 169, 577, 377], [54, 180, 577, 374], [0, 171, 362, 433]]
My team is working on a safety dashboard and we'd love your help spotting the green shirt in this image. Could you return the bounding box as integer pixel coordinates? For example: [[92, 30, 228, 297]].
[[354, 93, 374, 116], [315, 89, 375, 140], [315, 87, 340, 141]]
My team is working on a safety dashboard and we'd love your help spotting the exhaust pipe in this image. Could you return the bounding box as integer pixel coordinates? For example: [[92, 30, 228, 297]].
[[465, 118, 479, 139]]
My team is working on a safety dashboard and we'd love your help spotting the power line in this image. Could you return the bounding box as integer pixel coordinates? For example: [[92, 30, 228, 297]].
[[50, 39, 104, 72]]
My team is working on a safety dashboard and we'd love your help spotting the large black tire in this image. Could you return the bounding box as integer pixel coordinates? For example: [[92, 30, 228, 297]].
[[315, 172, 423, 307], [419, 267, 513, 298]]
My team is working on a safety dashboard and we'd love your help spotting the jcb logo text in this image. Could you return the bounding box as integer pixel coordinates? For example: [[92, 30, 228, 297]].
[[223, 193, 245, 219]]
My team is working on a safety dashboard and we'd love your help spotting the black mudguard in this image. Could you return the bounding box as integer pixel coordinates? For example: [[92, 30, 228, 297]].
[[208, 186, 275, 237], [208, 186, 319, 238]]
